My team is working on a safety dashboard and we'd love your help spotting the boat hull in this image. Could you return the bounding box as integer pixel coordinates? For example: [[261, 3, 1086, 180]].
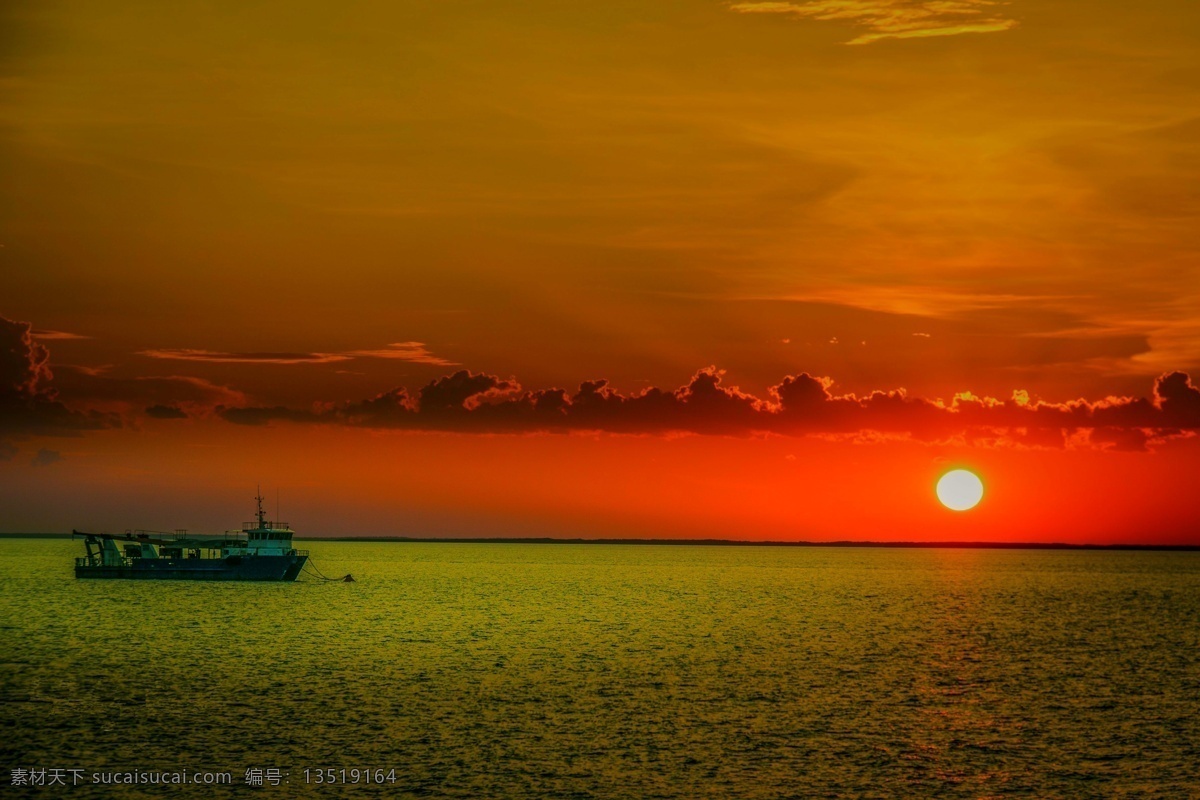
[[75, 554, 308, 581]]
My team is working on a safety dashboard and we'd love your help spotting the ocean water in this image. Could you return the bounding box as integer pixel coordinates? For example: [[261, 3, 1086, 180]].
[[2, 538, 1199, 798]]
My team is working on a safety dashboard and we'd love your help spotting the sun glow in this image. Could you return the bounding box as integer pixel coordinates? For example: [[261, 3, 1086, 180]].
[[936, 469, 984, 511]]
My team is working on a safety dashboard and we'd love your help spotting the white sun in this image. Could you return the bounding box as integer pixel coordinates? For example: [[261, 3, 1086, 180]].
[[936, 469, 984, 511]]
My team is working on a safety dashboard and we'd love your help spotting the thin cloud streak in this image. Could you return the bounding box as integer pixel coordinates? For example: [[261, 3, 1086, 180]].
[[139, 349, 351, 365], [30, 329, 91, 340], [139, 342, 457, 367], [787, 287, 1074, 319], [343, 342, 459, 366], [729, 0, 1018, 45]]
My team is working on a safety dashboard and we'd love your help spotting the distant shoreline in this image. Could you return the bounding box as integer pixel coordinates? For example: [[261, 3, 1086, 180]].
[[3, 532, 1198, 551]]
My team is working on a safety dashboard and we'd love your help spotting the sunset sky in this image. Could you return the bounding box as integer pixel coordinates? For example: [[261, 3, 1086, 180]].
[[2, 0, 1199, 542]]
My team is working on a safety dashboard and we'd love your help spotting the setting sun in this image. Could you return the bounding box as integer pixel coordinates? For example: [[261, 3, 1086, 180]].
[[937, 469, 984, 512], [5, 2, 1200, 798]]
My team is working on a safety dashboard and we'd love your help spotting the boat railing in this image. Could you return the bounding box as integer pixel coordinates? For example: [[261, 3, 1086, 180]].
[[76, 556, 135, 568], [78, 550, 309, 568], [243, 521, 289, 531]]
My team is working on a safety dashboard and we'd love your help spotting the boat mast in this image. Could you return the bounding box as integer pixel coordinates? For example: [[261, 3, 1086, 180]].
[[256, 486, 267, 529]]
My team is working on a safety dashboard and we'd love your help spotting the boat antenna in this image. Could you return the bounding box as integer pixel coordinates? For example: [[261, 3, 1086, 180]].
[[256, 485, 266, 528]]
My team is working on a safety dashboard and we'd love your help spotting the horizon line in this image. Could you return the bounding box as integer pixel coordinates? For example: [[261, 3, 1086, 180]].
[[4, 533, 1199, 551]]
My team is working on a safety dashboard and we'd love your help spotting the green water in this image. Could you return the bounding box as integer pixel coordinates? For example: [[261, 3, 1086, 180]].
[[2, 539, 1199, 798]]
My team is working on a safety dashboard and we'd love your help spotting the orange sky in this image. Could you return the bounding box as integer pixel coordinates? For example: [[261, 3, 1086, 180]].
[[2, 0, 1199, 541]]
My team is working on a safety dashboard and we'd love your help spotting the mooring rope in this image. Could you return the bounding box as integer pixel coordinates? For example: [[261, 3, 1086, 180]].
[[301, 557, 354, 582]]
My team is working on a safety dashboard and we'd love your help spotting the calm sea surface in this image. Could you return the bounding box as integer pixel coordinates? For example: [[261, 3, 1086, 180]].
[[2, 538, 1199, 798]]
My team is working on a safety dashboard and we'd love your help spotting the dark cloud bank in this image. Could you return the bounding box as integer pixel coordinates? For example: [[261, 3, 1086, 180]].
[[5, 313, 1198, 451], [0, 316, 117, 440], [218, 366, 1200, 450], [145, 404, 189, 420]]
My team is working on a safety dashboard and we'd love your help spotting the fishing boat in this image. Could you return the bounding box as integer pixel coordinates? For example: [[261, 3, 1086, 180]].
[[73, 493, 308, 581]]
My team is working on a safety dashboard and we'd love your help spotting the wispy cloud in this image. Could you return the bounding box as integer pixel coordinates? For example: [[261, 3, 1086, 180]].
[[139, 342, 456, 367], [788, 286, 1072, 319], [729, 0, 1018, 45], [139, 349, 351, 365], [30, 329, 91, 340], [51, 368, 249, 416], [343, 342, 459, 366], [31, 448, 63, 467]]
